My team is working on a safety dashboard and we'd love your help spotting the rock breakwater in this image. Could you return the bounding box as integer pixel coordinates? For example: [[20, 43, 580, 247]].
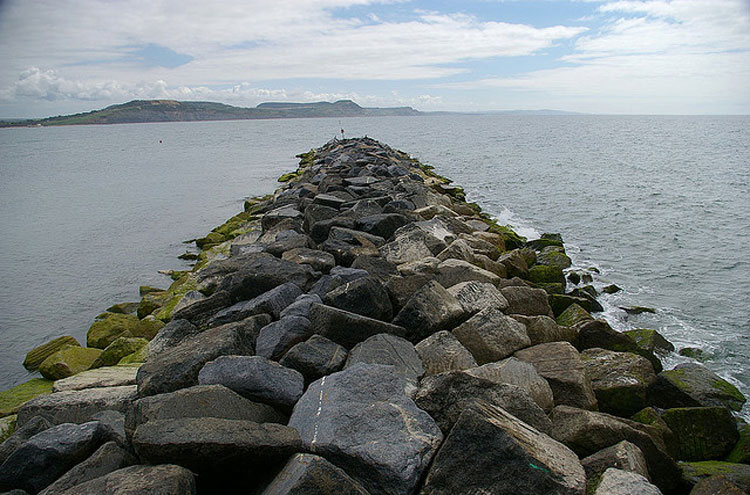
[[1, 137, 748, 494]]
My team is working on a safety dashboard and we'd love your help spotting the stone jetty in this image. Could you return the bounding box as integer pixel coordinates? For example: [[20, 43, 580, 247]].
[[1, 137, 749, 494]]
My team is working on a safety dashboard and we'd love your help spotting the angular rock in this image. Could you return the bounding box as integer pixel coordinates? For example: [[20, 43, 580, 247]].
[[0, 416, 52, 465], [86, 313, 140, 349], [446, 280, 508, 315], [582, 440, 651, 492], [136, 314, 268, 397], [38, 441, 135, 495], [356, 213, 410, 239], [23, 336, 80, 372], [392, 280, 465, 343], [209, 281, 302, 326], [557, 303, 594, 327], [624, 328, 675, 355], [528, 264, 566, 285], [90, 337, 148, 369], [379, 233, 434, 265], [435, 238, 475, 263], [415, 330, 477, 377], [396, 257, 440, 277], [581, 348, 657, 417], [282, 248, 336, 273], [279, 294, 322, 319], [515, 342, 598, 410], [392, 219, 454, 254], [169, 290, 232, 328], [415, 371, 552, 435], [0, 421, 105, 494], [453, 308, 531, 364], [309, 303, 407, 349], [501, 286, 554, 317], [465, 357, 555, 412], [198, 355, 303, 411], [38, 346, 102, 380], [255, 316, 312, 361], [576, 319, 663, 374], [727, 421, 750, 464], [550, 293, 600, 317], [50, 464, 196, 495], [279, 335, 348, 383], [265, 230, 312, 257], [680, 462, 750, 492], [660, 407, 739, 461], [350, 255, 398, 283], [511, 314, 577, 345], [421, 402, 585, 495], [435, 259, 501, 288], [496, 249, 529, 278], [288, 364, 442, 495], [345, 334, 423, 394], [690, 475, 746, 495], [146, 319, 199, 360], [384, 274, 431, 313], [261, 205, 304, 231], [324, 276, 393, 321], [594, 468, 663, 495], [261, 453, 370, 495], [322, 227, 384, 265], [648, 363, 746, 412], [90, 410, 127, 448], [16, 386, 137, 427], [52, 365, 138, 392]]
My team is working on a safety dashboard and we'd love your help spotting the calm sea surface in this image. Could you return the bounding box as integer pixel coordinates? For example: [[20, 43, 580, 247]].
[[1, 115, 748, 415]]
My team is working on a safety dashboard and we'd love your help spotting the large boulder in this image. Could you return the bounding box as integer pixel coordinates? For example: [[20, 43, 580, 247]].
[[0, 416, 52, 465], [136, 314, 269, 397], [146, 319, 199, 360], [350, 255, 399, 283], [261, 453, 370, 495], [209, 282, 302, 326], [279, 294, 323, 319], [421, 402, 585, 495], [38, 346, 102, 380], [50, 464, 196, 495], [86, 313, 140, 349], [282, 248, 336, 273], [255, 316, 312, 361], [322, 227, 383, 265], [169, 290, 233, 328], [392, 281, 466, 343], [16, 386, 137, 427], [52, 366, 138, 392], [465, 357, 555, 412], [415, 330, 477, 377], [279, 335, 348, 383], [660, 407, 739, 461], [593, 468, 663, 495], [415, 371, 552, 435], [452, 308, 531, 364], [581, 441, 651, 492], [356, 213, 410, 239], [500, 286, 554, 317], [345, 334, 423, 395], [648, 363, 746, 412], [198, 355, 303, 411], [324, 276, 393, 321], [510, 314, 577, 345], [515, 342, 598, 410], [446, 280, 508, 315], [23, 336, 80, 372], [288, 364, 442, 495], [623, 328, 675, 355], [435, 259, 501, 288], [575, 319, 663, 373], [90, 337, 148, 369], [308, 303, 407, 349]]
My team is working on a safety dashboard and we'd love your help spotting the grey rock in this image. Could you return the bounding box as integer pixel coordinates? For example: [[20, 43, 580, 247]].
[[594, 468, 663, 495], [198, 355, 303, 411], [576, 319, 663, 374], [435, 238, 475, 263], [255, 316, 312, 361], [169, 290, 232, 328], [313, 193, 348, 209], [415, 330, 477, 377], [453, 308, 531, 364], [282, 248, 336, 273], [52, 366, 138, 392], [689, 474, 747, 495], [384, 275, 432, 313], [309, 303, 407, 349], [136, 314, 268, 397], [0, 416, 52, 465], [350, 255, 398, 283], [515, 342, 598, 410], [265, 230, 312, 257], [38, 441, 135, 495], [288, 364, 442, 495], [582, 441, 651, 492], [16, 386, 137, 427], [329, 265, 370, 283], [379, 233, 434, 265], [279, 335, 348, 383], [90, 410, 127, 448], [356, 213, 410, 239], [310, 216, 357, 244], [324, 276, 393, 321], [447, 280, 508, 315], [147, 319, 199, 360], [500, 286, 554, 317], [660, 406, 739, 461], [511, 314, 577, 345], [421, 401, 585, 495], [0, 421, 105, 494], [392, 280, 466, 343], [279, 293, 322, 319], [392, 218, 455, 254], [322, 227, 384, 265], [649, 363, 746, 412], [435, 259, 501, 288], [209, 281, 302, 326], [465, 357, 555, 412], [261, 453, 370, 495], [345, 334, 423, 395], [581, 348, 657, 416], [415, 371, 552, 435], [170, 290, 204, 316], [52, 464, 196, 495], [395, 257, 440, 277], [304, 204, 339, 233], [261, 205, 304, 231], [496, 249, 529, 278]]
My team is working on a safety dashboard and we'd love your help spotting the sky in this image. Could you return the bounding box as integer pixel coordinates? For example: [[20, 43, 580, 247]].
[[0, 0, 748, 117]]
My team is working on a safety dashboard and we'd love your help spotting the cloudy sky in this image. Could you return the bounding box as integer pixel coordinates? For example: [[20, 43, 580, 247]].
[[0, 0, 748, 117]]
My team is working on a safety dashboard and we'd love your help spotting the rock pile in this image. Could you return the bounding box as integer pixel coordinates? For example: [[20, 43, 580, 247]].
[[1, 137, 748, 494]]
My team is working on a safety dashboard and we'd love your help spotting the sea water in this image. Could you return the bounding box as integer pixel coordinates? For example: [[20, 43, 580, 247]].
[[1, 115, 748, 416]]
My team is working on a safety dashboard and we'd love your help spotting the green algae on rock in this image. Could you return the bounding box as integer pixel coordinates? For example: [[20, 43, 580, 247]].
[[86, 312, 141, 348], [119, 344, 149, 365], [624, 328, 675, 355], [38, 346, 102, 380], [727, 422, 750, 464], [0, 378, 53, 417], [23, 336, 80, 371], [0, 415, 16, 443], [556, 303, 593, 327], [91, 337, 149, 368], [661, 407, 739, 461]]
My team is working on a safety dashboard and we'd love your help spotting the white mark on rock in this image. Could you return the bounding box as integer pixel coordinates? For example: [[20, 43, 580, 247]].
[[312, 376, 326, 445]]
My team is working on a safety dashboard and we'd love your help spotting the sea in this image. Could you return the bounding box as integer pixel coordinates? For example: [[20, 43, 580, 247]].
[[1, 115, 748, 416]]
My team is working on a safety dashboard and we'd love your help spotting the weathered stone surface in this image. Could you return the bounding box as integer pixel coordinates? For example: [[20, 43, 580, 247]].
[[23, 336, 80, 372], [255, 316, 312, 361], [593, 468, 663, 495], [623, 328, 675, 355], [550, 406, 684, 494], [38, 441, 135, 495], [515, 342, 598, 410], [392, 219, 455, 254], [689, 474, 747, 495], [557, 303, 594, 327], [421, 401, 585, 495], [356, 213, 410, 239], [146, 319, 199, 360], [198, 355, 303, 411], [38, 346, 102, 380], [648, 363, 746, 412], [576, 319, 663, 374], [727, 421, 750, 464], [435, 259, 501, 288], [0, 421, 105, 494], [210, 282, 302, 326], [86, 313, 140, 349], [415, 331, 477, 377], [680, 462, 750, 492], [582, 440, 651, 492], [350, 255, 398, 283], [446, 280, 508, 315], [0, 416, 52, 465], [52, 464, 197, 495], [511, 314, 577, 345], [309, 303, 407, 349], [465, 357, 555, 412], [265, 230, 313, 257], [495, 249, 528, 278], [415, 371, 552, 435], [660, 407, 738, 461], [322, 226, 384, 265], [345, 334, 423, 394], [384, 274, 432, 313], [16, 385, 137, 427], [288, 364, 442, 495], [136, 314, 268, 397], [169, 290, 233, 328], [279, 335, 348, 383], [90, 410, 126, 448], [261, 453, 370, 495], [0, 415, 14, 445], [500, 286, 554, 317], [280, 294, 322, 319], [380, 232, 434, 265], [282, 248, 336, 273], [435, 238, 475, 263], [392, 281, 465, 343], [453, 308, 531, 364], [53, 365, 138, 392], [581, 348, 657, 417], [396, 257, 440, 277], [324, 276, 393, 321], [0, 379, 53, 417], [90, 337, 148, 369]]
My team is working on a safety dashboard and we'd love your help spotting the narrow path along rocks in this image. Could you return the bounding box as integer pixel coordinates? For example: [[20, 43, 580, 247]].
[[1, 137, 749, 494]]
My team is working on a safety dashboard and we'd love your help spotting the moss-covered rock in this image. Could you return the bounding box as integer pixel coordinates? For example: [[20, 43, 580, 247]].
[[624, 328, 675, 355], [680, 461, 750, 490], [278, 171, 299, 182], [195, 231, 227, 250], [661, 407, 739, 461], [38, 346, 102, 380], [620, 306, 656, 315], [0, 414, 16, 443], [481, 219, 526, 250], [536, 283, 565, 295], [549, 294, 595, 317], [528, 264, 565, 285], [727, 422, 750, 464], [139, 285, 164, 296], [536, 247, 572, 270], [655, 363, 746, 412], [105, 301, 140, 314], [87, 312, 140, 348], [152, 273, 200, 322], [137, 290, 172, 318], [118, 344, 149, 365], [0, 378, 53, 417], [91, 337, 149, 368], [526, 238, 564, 251], [556, 303, 593, 327], [679, 347, 707, 360], [602, 284, 622, 294], [130, 315, 165, 340], [23, 336, 80, 371]]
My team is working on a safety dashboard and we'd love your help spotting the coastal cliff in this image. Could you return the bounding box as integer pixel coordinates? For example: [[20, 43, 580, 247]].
[[0, 138, 748, 494]]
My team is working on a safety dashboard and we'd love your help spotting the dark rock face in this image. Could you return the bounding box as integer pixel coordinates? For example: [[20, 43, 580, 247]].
[[255, 316, 313, 361], [345, 334, 424, 394], [648, 363, 746, 412], [350, 255, 398, 283], [279, 335, 348, 383], [415, 330, 477, 377], [198, 355, 304, 411], [0, 416, 52, 464], [279, 293, 322, 319], [660, 406, 739, 461], [510, 314, 577, 345], [147, 319, 199, 360], [308, 303, 407, 349], [50, 464, 197, 495], [136, 314, 268, 397], [288, 364, 442, 495], [575, 319, 663, 374], [421, 402, 585, 495], [209, 282, 302, 326], [356, 213, 410, 239], [0, 421, 105, 494], [392, 281, 466, 343], [170, 290, 233, 328], [452, 308, 531, 364], [581, 440, 651, 493], [465, 357, 555, 412], [282, 248, 336, 273], [324, 276, 393, 321], [322, 227, 384, 265], [261, 453, 370, 495]]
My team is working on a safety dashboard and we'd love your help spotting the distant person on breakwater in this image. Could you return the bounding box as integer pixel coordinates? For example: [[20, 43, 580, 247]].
[[341, 128, 345, 139]]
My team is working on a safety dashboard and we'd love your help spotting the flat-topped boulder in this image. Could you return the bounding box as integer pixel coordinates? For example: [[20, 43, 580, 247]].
[[309, 303, 407, 349], [392, 280, 466, 343], [53, 365, 138, 392], [415, 330, 477, 376], [648, 363, 746, 412], [465, 357, 555, 412], [453, 308, 531, 364], [17, 385, 137, 427]]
